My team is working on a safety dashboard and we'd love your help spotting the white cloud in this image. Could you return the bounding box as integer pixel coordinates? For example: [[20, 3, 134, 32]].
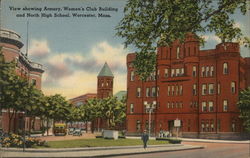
[[202, 34, 221, 43], [91, 41, 127, 69], [39, 40, 129, 98], [233, 22, 243, 29], [29, 39, 50, 58]]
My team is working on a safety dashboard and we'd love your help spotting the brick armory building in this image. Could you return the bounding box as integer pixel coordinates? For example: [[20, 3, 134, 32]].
[[126, 34, 250, 139], [0, 28, 44, 132]]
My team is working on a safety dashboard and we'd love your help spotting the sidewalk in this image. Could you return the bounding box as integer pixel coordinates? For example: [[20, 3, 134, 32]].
[[126, 136, 250, 144], [180, 138, 250, 144], [0, 144, 204, 158]]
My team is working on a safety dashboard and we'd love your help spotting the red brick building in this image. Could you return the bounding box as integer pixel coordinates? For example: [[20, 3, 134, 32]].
[[70, 62, 114, 131], [0, 28, 44, 132], [126, 34, 250, 139]]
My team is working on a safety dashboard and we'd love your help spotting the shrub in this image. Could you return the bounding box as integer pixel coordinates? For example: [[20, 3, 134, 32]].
[[156, 137, 182, 144], [1, 133, 47, 148]]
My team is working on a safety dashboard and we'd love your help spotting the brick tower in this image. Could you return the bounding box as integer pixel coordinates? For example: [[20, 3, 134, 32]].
[[97, 62, 114, 99]]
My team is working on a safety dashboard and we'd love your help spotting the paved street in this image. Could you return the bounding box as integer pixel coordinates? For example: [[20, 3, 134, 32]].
[[110, 142, 250, 158]]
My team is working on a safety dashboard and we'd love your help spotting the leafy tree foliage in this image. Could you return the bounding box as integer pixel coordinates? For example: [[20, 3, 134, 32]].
[[0, 48, 73, 133], [116, 0, 249, 80], [238, 88, 250, 132]]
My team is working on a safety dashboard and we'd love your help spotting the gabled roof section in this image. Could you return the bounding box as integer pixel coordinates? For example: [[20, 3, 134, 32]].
[[98, 62, 114, 77]]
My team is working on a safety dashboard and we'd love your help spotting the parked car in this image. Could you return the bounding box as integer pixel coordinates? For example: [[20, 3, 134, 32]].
[[68, 128, 75, 135], [73, 128, 82, 136]]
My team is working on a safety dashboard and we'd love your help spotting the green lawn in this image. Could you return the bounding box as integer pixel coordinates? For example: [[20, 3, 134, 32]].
[[42, 138, 169, 148]]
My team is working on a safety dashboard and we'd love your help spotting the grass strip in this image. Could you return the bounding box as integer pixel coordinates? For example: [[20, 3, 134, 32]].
[[40, 138, 169, 148]]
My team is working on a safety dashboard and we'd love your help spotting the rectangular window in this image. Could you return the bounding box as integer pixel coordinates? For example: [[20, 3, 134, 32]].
[[231, 81, 236, 94], [171, 69, 175, 77], [176, 46, 180, 59], [136, 120, 141, 131], [223, 63, 228, 74], [137, 88, 141, 97], [202, 102, 207, 112], [152, 87, 156, 97], [210, 66, 214, 77], [231, 121, 236, 132], [168, 86, 170, 96], [31, 79, 36, 86], [172, 85, 175, 96], [164, 69, 168, 78], [223, 100, 228, 112], [171, 102, 174, 108], [130, 71, 135, 81], [210, 120, 214, 132], [209, 101, 214, 112], [176, 69, 180, 76], [202, 84, 207, 95], [153, 71, 156, 80], [130, 104, 134, 113], [167, 102, 170, 108], [146, 88, 150, 97], [217, 119, 221, 132], [206, 66, 209, 77], [180, 68, 184, 76], [208, 83, 214, 94], [202, 66, 205, 77], [192, 66, 197, 77], [193, 84, 197, 96], [157, 87, 159, 97], [179, 85, 183, 95], [176, 85, 179, 96], [180, 102, 183, 108], [218, 83, 221, 94], [201, 120, 205, 132]]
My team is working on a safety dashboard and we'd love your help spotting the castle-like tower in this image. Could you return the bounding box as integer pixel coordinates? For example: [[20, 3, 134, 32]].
[[97, 62, 114, 99]]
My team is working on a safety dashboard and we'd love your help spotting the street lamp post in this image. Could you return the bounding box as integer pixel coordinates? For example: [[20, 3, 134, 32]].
[[144, 101, 156, 137]]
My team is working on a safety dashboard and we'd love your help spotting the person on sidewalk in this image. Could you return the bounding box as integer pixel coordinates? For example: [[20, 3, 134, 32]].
[[141, 130, 149, 149]]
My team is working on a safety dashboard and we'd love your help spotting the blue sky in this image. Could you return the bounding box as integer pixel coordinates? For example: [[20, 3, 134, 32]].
[[1, 0, 250, 99]]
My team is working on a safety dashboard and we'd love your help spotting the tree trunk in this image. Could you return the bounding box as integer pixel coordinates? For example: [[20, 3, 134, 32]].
[[8, 108, 15, 134], [13, 110, 17, 133], [91, 120, 94, 133], [29, 117, 32, 134], [41, 117, 44, 136], [46, 117, 49, 136]]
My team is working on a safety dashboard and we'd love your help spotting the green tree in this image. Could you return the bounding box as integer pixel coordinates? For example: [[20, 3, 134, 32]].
[[101, 96, 126, 129], [84, 98, 102, 133], [43, 94, 71, 135], [116, 0, 249, 80], [237, 88, 250, 132], [0, 49, 31, 133]]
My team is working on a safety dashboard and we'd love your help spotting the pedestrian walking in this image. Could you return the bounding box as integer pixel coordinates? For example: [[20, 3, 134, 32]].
[[141, 130, 149, 149]]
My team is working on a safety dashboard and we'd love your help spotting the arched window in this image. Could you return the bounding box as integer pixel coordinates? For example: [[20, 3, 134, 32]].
[[223, 63, 228, 74], [130, 71, 135, 81]]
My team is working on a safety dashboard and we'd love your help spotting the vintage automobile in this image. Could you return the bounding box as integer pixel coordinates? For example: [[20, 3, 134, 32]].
[[68, 128, 75, 135], [53, 123, 67, 136], [73, 128, 82, 136]]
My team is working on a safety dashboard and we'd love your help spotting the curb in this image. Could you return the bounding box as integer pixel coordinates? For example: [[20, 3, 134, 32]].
[[0, 144, 183, 152], [0, 145, 204, 158]]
